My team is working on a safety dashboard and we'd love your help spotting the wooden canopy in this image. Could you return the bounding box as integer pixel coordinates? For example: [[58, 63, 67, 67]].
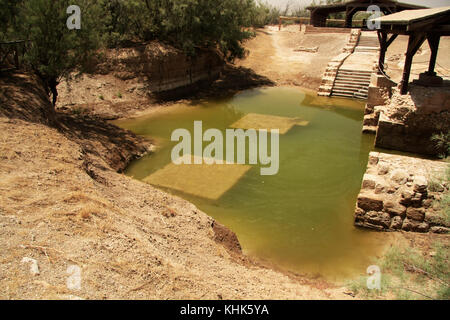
[[372, 6, 450, 94], [307, 0, 425, 28]]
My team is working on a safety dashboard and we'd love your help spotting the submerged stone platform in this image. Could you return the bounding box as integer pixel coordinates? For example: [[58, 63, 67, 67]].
[[230, 113, 309, 135], [354, 152, 449, 234], [144, 155, 251, 200]]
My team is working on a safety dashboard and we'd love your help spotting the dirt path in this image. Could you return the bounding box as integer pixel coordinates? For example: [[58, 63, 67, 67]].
[[236, 25, 350, 90]]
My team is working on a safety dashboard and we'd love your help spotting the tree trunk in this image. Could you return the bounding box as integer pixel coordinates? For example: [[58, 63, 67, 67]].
[[48, 78, 59, 108]]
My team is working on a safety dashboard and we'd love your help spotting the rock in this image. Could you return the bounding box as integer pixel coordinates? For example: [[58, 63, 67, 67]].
[[425, 211, 448, 227], [416, 222, 430, 233], [422, 199, 434, 208], [390, 169, 408, 184], [358, 193, 384, 212], [410, 193, 423, 208], [400, 190, 413, 206], [384, 201, 406, 217], [430, 226, 449, 234], [377, 164, 390, 175], [413, 176, 428, 193], [362, 174, 377, 189], [368, 154, 379, 165], [354, 207, 365, 223], [390, 216, 403, 229], [366, 211, 391, 229], [375, 183, 387, 194], [406, 207, 425, 221], [387, 187, 397, 194], [402, 219, 428, 232]]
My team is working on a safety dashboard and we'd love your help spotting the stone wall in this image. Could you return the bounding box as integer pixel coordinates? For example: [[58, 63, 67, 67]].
[[317, 29, 360, 97], [305, 25, 352, 34], [93, 41, 223, 94], [374, 85, 450, 156], [362, 74, 394, 134], [354, 152, 449, 234]]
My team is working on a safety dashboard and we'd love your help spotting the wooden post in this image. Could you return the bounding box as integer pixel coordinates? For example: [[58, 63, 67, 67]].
[[377, 31, 387, 73], [279, 17, 282, 31], [426, 34, 440, 75], [345, 7, 357, 28], [377, 31, 398, 73], [400, 33, 426, 95], [14, 43, 19, 69]]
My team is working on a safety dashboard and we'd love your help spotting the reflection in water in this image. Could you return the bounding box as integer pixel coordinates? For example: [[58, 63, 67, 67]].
[[114, 87, 387, 281]]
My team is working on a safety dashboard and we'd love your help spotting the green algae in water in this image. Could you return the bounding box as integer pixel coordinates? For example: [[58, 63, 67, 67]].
[[114, 87, 387, 280]]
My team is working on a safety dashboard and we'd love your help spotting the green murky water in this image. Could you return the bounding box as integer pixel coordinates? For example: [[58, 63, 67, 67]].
[[114, 87, 387, 280]]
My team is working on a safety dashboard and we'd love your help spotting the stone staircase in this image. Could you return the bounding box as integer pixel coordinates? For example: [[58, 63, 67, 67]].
[[318, 30, 379, 100], [354, 34, 380, 53], [331, 69, 372, 99], [317, 29, 360, 97]]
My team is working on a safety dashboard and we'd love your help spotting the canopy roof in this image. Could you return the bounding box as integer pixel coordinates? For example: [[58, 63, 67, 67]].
[[372, 6, 450, 25], [307, 0, 425, 11], [372, 6, 450, 34]]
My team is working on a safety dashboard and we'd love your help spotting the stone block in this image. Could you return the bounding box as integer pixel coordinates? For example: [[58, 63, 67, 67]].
[[406, 207, 425, 222], [357, 192, 384, 211]]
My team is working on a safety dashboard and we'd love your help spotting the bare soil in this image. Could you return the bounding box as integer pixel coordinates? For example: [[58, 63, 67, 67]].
[[235, 25, 350, 90]]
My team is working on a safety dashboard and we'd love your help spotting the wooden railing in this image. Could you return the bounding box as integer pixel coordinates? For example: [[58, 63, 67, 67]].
[[278, 17, 365, 30]]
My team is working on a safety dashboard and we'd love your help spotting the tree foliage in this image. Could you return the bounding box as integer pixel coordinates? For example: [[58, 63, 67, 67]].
[[2, 0, 289, 105]]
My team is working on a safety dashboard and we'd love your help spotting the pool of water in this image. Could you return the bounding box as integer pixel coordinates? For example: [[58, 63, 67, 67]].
[[114, 87, 388, 280]]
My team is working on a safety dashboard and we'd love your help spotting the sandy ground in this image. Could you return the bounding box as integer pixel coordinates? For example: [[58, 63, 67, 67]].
[[236, 25, 350, 90]]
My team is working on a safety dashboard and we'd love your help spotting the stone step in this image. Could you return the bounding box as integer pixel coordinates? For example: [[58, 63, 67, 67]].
[[331, 92, 355, 98], [332, 88, 358, 95], [363, 113, 379, 126], [362, 125, 377, 134], [336, 72, 371, 78], [333, 81, 366, 87], [333, 84, 366, 91], [339, 69, 373, 75], [355, 48, 380, 52], [354, 93, 368, 99], [335, 76, 371, 83]]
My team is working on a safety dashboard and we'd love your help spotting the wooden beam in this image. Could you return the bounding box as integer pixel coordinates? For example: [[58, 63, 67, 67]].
[[400, 33, 426, 95], [345, 7, 358, 28], [386, 34, 398, 48], [426, 34, 440, 75], [377, 30, 387, 73]]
